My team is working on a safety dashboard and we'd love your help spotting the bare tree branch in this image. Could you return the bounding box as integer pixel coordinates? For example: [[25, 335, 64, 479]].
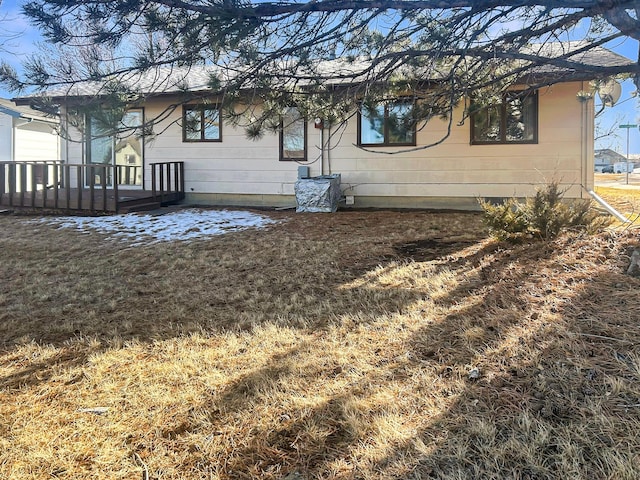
[[3, 0, 638, 146]]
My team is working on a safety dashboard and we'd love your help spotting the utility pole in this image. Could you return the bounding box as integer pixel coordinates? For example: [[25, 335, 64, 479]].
[[619, 124, 637, 185]]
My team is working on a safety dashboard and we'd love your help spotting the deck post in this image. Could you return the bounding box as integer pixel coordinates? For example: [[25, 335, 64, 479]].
[[113, 165, 119, 212], [180, 162, 185, 198], [52, 163, 59, 209], [159, 164, 165, 204], [65, 164, 72, 213], [151, 164, 157, 201], [42, 163, 48, 208], [76, 165, 83, 211], [89, 165, 95, 213], [101, 165, 111, 212], [165, 163, 171, 203], [8, 163, 15, 207], [173, 162, 178, 192], [19, 163, 26, 207], [60, 162, 66, 189], [30, 164, 37, 208], [0, 163, 5, 202]]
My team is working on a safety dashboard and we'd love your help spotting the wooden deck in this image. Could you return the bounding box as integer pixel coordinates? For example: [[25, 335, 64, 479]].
[[0, 161, 185, 214], [0, 187, 183, 213]]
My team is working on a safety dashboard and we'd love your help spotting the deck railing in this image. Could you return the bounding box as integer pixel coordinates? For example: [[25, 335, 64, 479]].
[[0, 161, 185, 213], [0, 160, 64, 209], [150, 161, 185, 204]]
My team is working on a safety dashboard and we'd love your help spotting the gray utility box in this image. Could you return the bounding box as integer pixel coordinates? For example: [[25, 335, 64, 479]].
[[294, 174, 341, 213]]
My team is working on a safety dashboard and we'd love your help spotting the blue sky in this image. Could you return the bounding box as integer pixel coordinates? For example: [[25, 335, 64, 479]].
[[1, 0, 638, 154], [0, 0, 38, 68], [594, 36, 639, 155]]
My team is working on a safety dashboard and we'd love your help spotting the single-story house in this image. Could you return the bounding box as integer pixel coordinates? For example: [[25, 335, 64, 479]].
[[14, 44, 635, 210], [0, 98, 60, 163]]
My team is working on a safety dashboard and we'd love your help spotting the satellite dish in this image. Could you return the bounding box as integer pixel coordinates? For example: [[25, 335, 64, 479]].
[[597, 79, 622, 106]]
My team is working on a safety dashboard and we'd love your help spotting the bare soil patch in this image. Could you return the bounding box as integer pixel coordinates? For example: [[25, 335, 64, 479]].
[[0, 208, 639, 479]]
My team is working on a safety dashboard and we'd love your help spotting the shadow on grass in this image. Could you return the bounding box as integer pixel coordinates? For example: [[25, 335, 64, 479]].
[[0, 211, 479, 390], [149, 233, 640, 479], [3, 212, 638, 478], [0, 344, 97, 390], [369, 236, 640, 479]]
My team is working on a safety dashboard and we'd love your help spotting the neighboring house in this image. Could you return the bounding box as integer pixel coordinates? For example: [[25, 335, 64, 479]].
[[595, 149, 639, 173], [0, 98, 60, 162], [594, 148, 626, 165], [14, 44, 634, 210], [594, 148, 627, 172]]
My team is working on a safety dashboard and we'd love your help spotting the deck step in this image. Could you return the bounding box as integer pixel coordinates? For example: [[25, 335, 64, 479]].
[[118, 202, 162, 214]]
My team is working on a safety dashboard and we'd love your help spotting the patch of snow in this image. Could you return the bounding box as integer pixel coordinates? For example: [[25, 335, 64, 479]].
[[33, 208, 278, 245]]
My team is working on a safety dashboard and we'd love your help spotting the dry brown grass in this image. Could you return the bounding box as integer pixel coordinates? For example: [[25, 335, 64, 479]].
[[594, 185, 640, 227], [1, 208, 639, 479]]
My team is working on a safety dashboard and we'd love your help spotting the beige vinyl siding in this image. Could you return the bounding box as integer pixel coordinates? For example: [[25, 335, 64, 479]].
[[61, 81, 593, 207], [143, 98, 302, 196], [327, 82, 590, 201]]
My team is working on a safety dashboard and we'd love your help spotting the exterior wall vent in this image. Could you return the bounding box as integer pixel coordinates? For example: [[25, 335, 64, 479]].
[[297, 166, 310, 179]]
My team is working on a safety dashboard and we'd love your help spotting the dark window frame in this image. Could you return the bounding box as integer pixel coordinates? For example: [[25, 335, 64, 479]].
[[182, 104, 222, 142], [279, 107, 308, 162], [357, 99, 417, 147], [470, 91, 539, 145]]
